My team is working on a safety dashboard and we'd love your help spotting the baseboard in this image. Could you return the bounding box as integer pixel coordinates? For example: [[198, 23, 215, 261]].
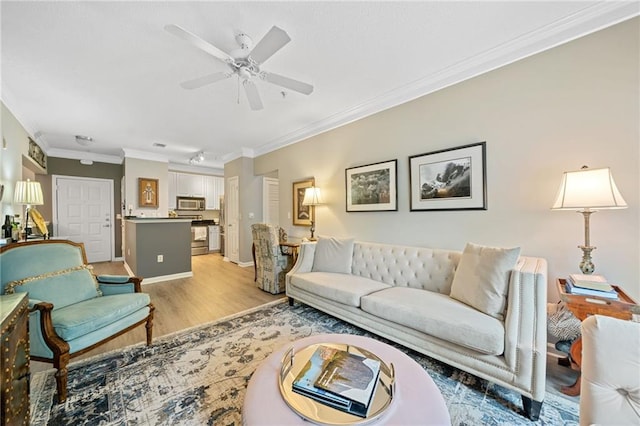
[[238, 261, 254, 268], [142, 271, 194, 284]]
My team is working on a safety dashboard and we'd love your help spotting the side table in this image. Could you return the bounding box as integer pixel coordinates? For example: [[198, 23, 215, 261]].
[[556, 278, 639, 396]]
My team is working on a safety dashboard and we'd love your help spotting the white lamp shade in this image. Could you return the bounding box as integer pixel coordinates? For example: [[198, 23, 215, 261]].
[[302, 187, 323, 206], [552, 167, 627, 210], [14, 179, 44, 205]]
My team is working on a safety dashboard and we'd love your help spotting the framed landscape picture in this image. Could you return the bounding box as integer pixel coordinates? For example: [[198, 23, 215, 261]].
[[346, 159, 397, 212], [292, 178, 314, 226], [409, 142, 487, 211], [138, 178, 159, 208]]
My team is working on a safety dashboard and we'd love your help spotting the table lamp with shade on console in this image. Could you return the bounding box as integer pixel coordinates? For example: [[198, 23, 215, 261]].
[[13, 179, 44, 241], [302, 186, 323, 241], [551, 166, 627, 274]]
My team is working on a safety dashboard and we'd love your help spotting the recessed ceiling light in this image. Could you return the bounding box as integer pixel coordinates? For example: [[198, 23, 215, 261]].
[[80, 159, 93, 165]]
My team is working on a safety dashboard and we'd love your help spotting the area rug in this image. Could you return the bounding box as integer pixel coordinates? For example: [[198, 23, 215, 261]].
[[30, 299, 578, 425]]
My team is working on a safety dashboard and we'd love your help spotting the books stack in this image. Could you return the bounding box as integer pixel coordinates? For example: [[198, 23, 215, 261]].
[[566, 274, 618, 299], [292, 345, 381, 418]]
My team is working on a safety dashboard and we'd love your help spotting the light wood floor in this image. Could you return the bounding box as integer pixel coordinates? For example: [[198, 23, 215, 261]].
[[31, 253, 282, 372]]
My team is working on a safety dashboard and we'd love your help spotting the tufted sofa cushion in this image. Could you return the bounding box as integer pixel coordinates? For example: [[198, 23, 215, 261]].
[[289, 271, 391, 307], [361, 287, 505, 355], [350, 242, 460, 294]]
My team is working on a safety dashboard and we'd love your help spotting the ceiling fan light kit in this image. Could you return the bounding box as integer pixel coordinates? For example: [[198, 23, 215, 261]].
[[166, 24, 313, 111]]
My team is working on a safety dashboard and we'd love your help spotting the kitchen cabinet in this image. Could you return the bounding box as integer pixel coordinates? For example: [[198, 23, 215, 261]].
[[205, 176, 224, 210], [209, 225, 220, 251], [177, 173, 205, 197], [1, 293, 29, 426], [168, 172, 177, 209]]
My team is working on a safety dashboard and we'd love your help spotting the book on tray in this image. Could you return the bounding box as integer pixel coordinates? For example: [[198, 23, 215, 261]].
[[566, 274, 618, 299], [292, 345, 381, 418]]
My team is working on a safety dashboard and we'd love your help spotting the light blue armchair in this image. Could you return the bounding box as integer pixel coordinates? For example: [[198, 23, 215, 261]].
[[0, 240, 154, 403]]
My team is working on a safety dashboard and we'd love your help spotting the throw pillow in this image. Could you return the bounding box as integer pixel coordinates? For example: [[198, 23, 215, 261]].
[[450, 242, 521, 320], [311, 236, 355, 274]]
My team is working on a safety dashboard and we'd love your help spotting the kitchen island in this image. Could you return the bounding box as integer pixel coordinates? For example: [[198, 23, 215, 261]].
[[124, 217, 192, 283]]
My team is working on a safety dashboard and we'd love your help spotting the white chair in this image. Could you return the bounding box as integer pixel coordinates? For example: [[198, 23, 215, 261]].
[[580, 315, 640, 426]]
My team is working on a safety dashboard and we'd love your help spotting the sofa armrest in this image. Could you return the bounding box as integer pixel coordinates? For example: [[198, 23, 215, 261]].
[[503, 256, 548, 401], [286, 242, 316, 286], [30, 301, 70, 357], [97, 275, 143, 293]]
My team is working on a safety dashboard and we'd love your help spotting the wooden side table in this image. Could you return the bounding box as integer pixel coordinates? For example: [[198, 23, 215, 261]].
[[556, 278, 639, 396]]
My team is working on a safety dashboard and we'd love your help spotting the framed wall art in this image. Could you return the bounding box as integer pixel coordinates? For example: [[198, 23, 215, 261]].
[[292, 178, 315, 226], [28, 138, 47, 169], [138, 178, 159, 208], [345, 159, 397, 212], [409, 142, 487, 211]]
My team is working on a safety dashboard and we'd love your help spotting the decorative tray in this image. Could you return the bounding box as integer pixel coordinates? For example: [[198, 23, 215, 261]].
[[278, 342, 395, 425]]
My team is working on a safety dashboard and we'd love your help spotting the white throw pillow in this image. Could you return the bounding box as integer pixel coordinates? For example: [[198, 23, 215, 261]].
[[450, 242, 521, 320], [311, 236, 355, 274]]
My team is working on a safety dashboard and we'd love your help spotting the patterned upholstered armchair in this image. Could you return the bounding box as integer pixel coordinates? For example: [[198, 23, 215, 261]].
[[251, 223, 294, 294], [0, 240, 154, 403]]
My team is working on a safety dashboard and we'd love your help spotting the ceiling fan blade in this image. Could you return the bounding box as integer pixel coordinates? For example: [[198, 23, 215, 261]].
[[262, 72, 314, 95], [243, 80, 264, 110], [165, 24, 230, 64], [249, 26, 291, 65], [180, 72, 231, 90]]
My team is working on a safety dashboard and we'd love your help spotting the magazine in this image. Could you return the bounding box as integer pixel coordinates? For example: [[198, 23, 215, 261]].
[[291, 345, 381, 418]]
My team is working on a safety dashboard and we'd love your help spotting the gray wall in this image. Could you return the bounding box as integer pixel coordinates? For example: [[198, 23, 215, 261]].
[[125, 220, 191, 278], [253, 18, 640, 301], [225, 156, 263, 263], [45, 157, 124, 257]]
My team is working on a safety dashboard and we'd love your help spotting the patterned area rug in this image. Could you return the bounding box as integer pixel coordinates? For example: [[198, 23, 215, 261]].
[[30, 299, 578, 425]]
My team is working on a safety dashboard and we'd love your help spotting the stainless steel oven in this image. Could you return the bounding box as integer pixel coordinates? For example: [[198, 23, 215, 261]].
[[191, 225, 209, 256]]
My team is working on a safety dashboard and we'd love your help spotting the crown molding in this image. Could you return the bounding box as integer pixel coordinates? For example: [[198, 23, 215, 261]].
[[47, 148, 123, 164], [168, 163, 224, 175], [253, 2, 640, 158], [122, 148, 169, 163]]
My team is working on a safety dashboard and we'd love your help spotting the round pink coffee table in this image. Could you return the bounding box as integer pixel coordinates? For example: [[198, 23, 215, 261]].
[[243, 333, 451, 425]]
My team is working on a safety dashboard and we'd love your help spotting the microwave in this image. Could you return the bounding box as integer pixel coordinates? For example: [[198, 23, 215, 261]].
[[177, 197, 205, 211]]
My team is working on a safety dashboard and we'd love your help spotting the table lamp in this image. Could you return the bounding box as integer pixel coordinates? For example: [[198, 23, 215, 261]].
[[551, 166, 627, 274], [302, 186, 323, 240], [14, 179, 44, 241]]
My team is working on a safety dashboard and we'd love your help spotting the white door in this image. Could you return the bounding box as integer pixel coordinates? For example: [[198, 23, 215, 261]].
[[227, 176, 240, 263], [55, 176, 113, 263], [263, 177, 279, 225]]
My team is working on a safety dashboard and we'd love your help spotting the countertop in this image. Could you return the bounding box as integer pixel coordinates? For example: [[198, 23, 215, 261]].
[[124, 217, 192, 223]]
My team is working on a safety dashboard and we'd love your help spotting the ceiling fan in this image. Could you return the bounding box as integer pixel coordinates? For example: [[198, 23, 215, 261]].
[[165, 24, 314, 111]]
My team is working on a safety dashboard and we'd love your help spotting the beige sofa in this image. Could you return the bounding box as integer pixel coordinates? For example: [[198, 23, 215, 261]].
[[580, 315, 640, 426], [286, 238, 548, 420]]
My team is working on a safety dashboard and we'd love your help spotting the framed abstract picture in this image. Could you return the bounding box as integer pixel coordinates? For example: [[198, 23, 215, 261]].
[[409, 142, 487, 211], [292, 178, 314, 226], [138, 178, 159, 208], [345, 159, 397, 212]]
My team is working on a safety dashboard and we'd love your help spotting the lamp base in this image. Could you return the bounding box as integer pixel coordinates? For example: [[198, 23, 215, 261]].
[[578, 245, 596, 274]]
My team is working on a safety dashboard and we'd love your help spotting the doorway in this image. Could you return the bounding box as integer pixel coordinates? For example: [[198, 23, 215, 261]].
[[262, 177, 279, 225], [53, 175, 114, 263], [226, 175, 239, 264]]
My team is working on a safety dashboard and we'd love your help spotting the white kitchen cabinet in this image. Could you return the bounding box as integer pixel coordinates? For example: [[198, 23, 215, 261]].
[[205, 176, 224, 210], [168, 172, 177, 209], [208, 225, 220, 251], [177, 173, 205, 197]]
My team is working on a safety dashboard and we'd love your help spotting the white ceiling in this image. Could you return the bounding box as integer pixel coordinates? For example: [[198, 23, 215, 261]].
[[2, 1, 638, 172]]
